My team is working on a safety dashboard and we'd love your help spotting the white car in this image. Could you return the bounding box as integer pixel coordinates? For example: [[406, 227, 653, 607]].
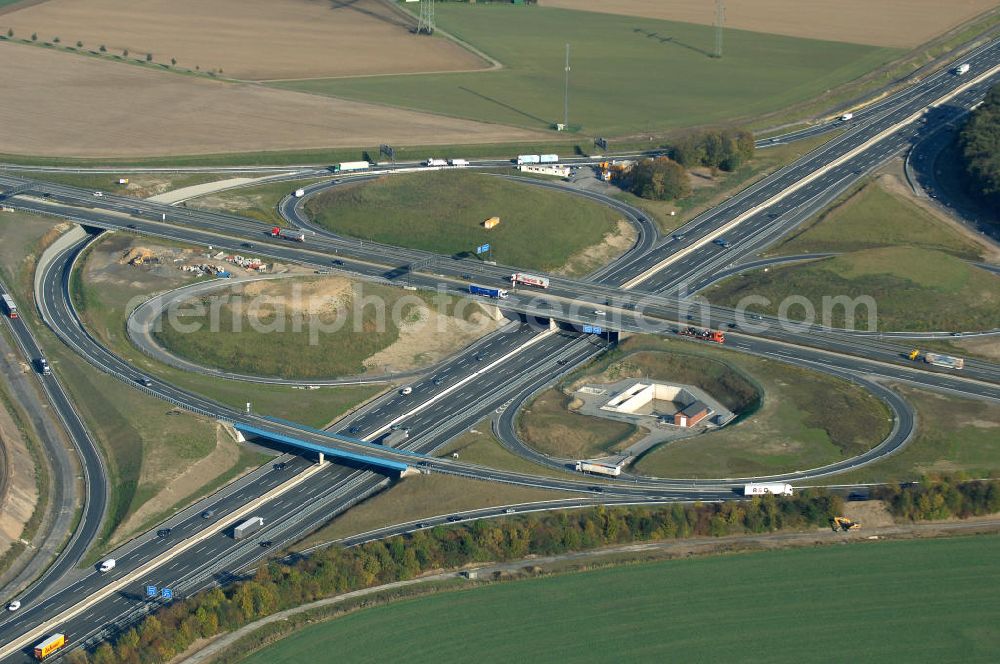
[[400, 386, 413, 395], [7, 600, 20, 612], [93, 191, 104, 197]]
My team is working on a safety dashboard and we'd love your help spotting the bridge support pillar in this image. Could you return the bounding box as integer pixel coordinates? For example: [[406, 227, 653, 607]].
[[549, 317, 557, 331], [318, 452, 325, 466]]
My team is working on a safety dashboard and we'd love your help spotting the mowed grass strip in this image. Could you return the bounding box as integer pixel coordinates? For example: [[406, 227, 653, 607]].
[[242, 535, 1000, 664], [276, 5, 898, 136], [706, 247, 1000, 332], [188, 177, 326, 228], [305, 171, 623, 274]]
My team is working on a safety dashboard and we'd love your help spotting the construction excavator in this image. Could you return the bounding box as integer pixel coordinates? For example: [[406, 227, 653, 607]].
[[831, 516, 861, 532]]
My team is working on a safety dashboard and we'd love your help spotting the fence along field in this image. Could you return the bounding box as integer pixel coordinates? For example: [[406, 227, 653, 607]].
[[0, 0, 487, 80], [541, 0, 1000, 49]]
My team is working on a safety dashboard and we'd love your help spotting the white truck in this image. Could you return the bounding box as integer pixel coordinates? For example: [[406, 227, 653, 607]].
[[839, 112, 854, 121], [332, 161, 370, 173], [516, 154, 541, 165], [923, 353, 964, 370], [98, 559, 116, 573], [424, 158, 448, 167], [955, 63, 970, 75], [233, 516, 265, 540], [511, 272, 550, 289], [539, 154, 559, 164], [743, 482, 793, 497], [449, 158, 470, 167], [575, 461, 621, 477]]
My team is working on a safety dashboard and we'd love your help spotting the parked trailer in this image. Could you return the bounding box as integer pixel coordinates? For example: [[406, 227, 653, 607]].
[[923, 352, 965, 370], [469, 284, 509, 299], [1, 293, 17, 318], [233, 516, 265, 540], [743, 483, 793, 496], [511, 272, 550, 289], [34, 634, 66, 661], [270, 226, 306, 242], [516, 154, 541, 165], [449, 159, 470, 167], [424, 158, 448, 167], [539, 154, 559, 163], [331, 161, 370, 173], [575, 461, 622, 477]]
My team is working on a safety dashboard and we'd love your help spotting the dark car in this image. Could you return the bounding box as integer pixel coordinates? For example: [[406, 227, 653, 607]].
[[332, 259, 345, 266], [433, 376, 445, 386], [447, 515, 462, 522], [241, 242, 254, 249], [273, 462, 287, 471], [348, 425, 361, 435], [126, 224, 137, 229], [416, 522, 430, 529], [156, 528, 171, 538], [201, 509, 216, 519], [260, 540, 273, 548], [590, 486, 605, 493], [727, 322, 739, 329], [461, 273, 473, 280], [140, 377, 153, 387], [475, 353, 484, 361]]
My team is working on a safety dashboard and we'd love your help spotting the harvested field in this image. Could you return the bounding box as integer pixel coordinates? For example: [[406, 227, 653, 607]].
[[541, 0, 999, 48], [0, 41, 540, 158], [0, 0, 486, 80]]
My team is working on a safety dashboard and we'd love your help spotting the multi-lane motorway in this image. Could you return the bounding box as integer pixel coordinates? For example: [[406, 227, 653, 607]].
[[0, 39, 999, 661]]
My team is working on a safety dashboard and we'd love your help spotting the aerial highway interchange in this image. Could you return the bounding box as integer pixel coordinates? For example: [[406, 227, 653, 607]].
[[0, 35, 999, 663]]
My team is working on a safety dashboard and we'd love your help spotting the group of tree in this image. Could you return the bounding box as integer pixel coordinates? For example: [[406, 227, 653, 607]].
[[873, 476, 1000, 521], [958, 83, 1000, 209], [66, 492, 843, 663], [625, 127, 755, 201]]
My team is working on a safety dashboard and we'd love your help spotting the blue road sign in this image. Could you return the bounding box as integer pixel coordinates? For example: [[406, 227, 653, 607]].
[[161, 588, 173, 600], [146, 585, 157, 598], [583, 325, 602, 334], [475, 243, 490, 255], [593, 327, 603, 334]]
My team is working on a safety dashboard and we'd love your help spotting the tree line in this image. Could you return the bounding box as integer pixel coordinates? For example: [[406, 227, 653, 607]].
[[873, 477, 1000, 521], [627, 127, 755, 201], [66, 492, 842, 664], [958, 83, 1000, 209]]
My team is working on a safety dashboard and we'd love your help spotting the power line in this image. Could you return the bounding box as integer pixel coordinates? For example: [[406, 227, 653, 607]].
[[564, 43, 571, 129], [417, 0, 435, 35], [714, 0, 725, 59]]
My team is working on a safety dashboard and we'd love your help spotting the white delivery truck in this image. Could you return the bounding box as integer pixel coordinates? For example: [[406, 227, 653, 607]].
[[743, 483, 793, 496], [449, 158, 470, 167], [424, 158, 448, 167], [98, 559, 116, 573], [233, 516, 265, 540]]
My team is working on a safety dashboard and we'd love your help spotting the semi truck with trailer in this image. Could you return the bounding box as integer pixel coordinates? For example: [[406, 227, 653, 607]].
[[516, 154, 541, 165], [233, 516, 265, 540], [270, 227, 306, 242], [575, 461, 622, 477], [539, 154, 559, 163], [469, 284, 509, 299], [424, 158, 448, 167], [1, 293, 17, 318], [34, 634, 66, 660], [908, 349, 964, 369], [449, 159, 469, 167], [511, 273, 550, 289], [331, 161, 370, 173], [743, 482, 793, 496]]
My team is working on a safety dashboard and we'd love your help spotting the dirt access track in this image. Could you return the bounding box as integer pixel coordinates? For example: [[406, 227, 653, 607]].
[[0, 41, 541, 158], [542, 0, 999, 49], [0, 0, 487, 80]]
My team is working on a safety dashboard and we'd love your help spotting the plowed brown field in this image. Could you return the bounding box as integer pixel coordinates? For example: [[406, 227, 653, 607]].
[[541, 0, 998, 48], [0, 0, 486, 80], [0, 42, 541, 158]]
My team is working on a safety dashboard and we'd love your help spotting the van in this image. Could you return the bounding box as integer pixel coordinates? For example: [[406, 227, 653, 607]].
[[98, 559, 116, 573], [400, 386, 413, 395]]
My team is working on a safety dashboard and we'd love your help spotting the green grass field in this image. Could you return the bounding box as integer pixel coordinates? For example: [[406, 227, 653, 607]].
[[772, 179, 983, 258], [21, 172, 228, 198], [242, 535, 1000, 664], [305, 171, 625, 274], [824, 385, 1000, 484], [707, 246, 1000, 332], [275, 5, 898, 136]]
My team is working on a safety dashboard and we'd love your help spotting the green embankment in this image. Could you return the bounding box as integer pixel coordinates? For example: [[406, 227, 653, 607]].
[[276, 5, 898, 136], [304, 170, 624, 274], [242, 535, 1000, 664], [705, 180, 998, 332]]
